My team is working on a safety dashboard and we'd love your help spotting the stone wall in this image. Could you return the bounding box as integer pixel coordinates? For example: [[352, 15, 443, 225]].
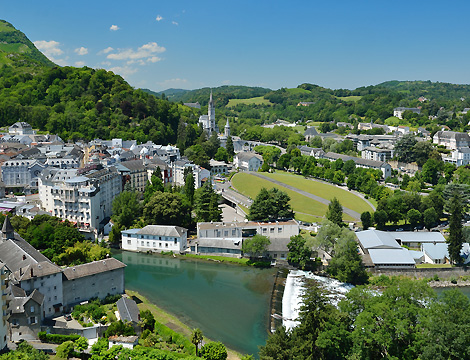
[[370, 267, 470, 279]]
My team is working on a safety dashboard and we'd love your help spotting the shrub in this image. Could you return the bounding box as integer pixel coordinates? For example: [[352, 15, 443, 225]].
[[38, 332, 80, 344], [433, 274, 439, 281]]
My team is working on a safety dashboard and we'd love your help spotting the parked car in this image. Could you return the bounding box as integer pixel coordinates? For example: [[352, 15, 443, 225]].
[[64, 314, 72, 321]]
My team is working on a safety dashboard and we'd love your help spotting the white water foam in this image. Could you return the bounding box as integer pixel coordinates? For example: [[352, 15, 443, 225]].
[[282, 270, 354, 331]]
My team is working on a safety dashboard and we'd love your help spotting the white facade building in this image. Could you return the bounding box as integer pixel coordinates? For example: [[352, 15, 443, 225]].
[[121, 225, 188, 253], [9, 122, 34, 135], [1, 160, 46, 188], [233, 152, 264, 172], [39, 165, 122, 230], [393, 107, 421, 119], [433, 131, 470, 150], [443, 148, 470, 166], [198, 91, 218, 134]]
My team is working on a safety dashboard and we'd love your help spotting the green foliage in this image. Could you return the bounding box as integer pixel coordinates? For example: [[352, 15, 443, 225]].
[[309, 220, 356, 257], [55, 341, 75, 359], [248, 187, 294, 221], [183, 172, 195, 206], [104, 320, 136, 338], [38, 331, 80, 344], [74, 336, 89, 353], [242, 234, 270, 259], [55, 240, 110, 266], [0, 341, 48, 360], [140, 309, 155, 332], [190, 328, 203, 356], [360, 211, 372, 230], [143, 191, 192, 228], [326, 197, 343, 226], [112, 190, 142, 228], [286, 235, 311, 269], [447, 190, 464, 264], [194, 182, 222, 223], [199, 342, 227, 360], [326, 237, 368, 285]]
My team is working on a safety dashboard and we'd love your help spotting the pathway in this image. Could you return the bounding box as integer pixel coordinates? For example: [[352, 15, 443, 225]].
[[250, 172, 362, 220]]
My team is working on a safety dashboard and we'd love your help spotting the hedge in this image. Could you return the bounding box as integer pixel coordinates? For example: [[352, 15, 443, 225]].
[[38, 331, 81, 344]]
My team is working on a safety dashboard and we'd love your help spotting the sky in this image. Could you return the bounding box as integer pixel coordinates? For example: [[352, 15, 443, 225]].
[[2, 0, 470, 92]]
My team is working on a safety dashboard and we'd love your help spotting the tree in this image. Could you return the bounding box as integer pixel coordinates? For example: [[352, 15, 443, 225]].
[[407, 208, 421, 229], [423, 207, 438, 230], [214, 147, 228, 163], [373, 210, 388, 230], [191, 328, 203, 357], [184, 171, 195, 206], [326, 197, 343, 226], [394, 133, 418, 163], [242, 234, 270, 259], [74, 336, 89, 353], [194, 182, 222, 222], [112, 191, 142, 228], [421, 158, 443, 185], [225, 136, 235, 160], [447, 190, 464, 264], [200, 342, 227, 360], [327, 237, 368, 285], [309, 220, 356, 257], [360, 211, 372, 230], [143, 191, 192, 228], [144, 173, 164, 203], [104, 320, 136, 338], [55, 341, 75, 359], [248, 188, 294, 221], [140, 310, 155, 332], [287, 235, 311, 269]]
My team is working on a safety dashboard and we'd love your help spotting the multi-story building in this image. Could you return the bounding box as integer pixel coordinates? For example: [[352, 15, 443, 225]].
[[121, 225, 188, 253], [361, 147, 394, 162], [433, 131, 470, 150], [442, 148, 470, 166], [38, 164, 122, 231], [393, 107, 421, 119], [194, 220, 299, 259], [1, 159, 46, 189], [209, 159, 228, 176], [233, 152, 264, 172], [172, 160, 209, 189], [9, 122, 34, 136]]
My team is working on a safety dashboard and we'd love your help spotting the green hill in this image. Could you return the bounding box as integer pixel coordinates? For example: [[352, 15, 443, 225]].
[[0, 20, 54, 67]]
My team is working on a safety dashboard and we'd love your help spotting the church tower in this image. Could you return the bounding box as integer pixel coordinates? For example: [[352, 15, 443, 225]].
[[208, 90, 216, 132], [224, 118, 230, 138]]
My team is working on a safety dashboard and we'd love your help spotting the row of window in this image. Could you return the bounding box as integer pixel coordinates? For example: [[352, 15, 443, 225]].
[[129, 239, 178, 247]]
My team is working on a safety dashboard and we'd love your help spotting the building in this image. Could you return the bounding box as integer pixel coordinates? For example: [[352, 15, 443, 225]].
[[209, 159, 228, 176], [442, 148, 470, 166], [39, 165, 122, 231], [116, 297, 140, 334], [109, 335, 139, 350], [8, 286, 44, 342], [0, 262, 8, 351], [303, 127, 319, 142], [116, 159, 148, 192], [1, 159, 46, 191], [297, 145, 324, 158], [393, 107, 421, 119], [9, 122, 34, 136], [194, 220, 299, 258], [199, 91, 218, 134], [172, 160, 208, 189], [183, 102, 201, 109], [62, 258, 126, 308], [321, 152, 392, 179], [233, 152, 264, 172], [121, 225, 188, 253], [433, 131, 470, 150], [361, 147, 394, 162]]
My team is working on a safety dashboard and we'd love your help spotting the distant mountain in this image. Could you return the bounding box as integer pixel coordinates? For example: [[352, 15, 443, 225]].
[[154, 85, 272, 106], [0, 20, 54, 67], [141, 88, 190, 100]]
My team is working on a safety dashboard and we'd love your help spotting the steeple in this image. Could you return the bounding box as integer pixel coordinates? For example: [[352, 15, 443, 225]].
[[209, 89, 213, 106], [224, 118, 230, 137], [2, 215, 14, 241]]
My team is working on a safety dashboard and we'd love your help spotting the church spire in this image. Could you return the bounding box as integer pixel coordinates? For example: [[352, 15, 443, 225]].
[[2, 215, 14, 240]]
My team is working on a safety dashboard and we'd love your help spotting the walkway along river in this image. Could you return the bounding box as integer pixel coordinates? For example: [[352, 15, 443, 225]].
[[113, 251, 276, 356]]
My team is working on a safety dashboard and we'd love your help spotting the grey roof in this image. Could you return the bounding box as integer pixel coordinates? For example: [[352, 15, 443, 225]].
[[138, 225, 187, 237], [2, 215, 14, 236], [118, 159, 146, 172], [62, 258, 126, 280], [368, 248, 416, 265], [9, 288, 44, 314], [434, 131, 470, 141], [304, 127, 319, 137], [0, 236, 51, 274], [394, 107, 421, 112], [235, 152, 263, 162], [117, 297, 140, 323], [323, 152, 389, 168], [393, 231, 446, 243], [356, 230, 403, 250], [15, 261, 62, 281], [109, 335, 139, 344], [196, 238, 242, 250], [267, 238, 289, 252], [422, 242, 449, 261], [10, 284, 26, 297]]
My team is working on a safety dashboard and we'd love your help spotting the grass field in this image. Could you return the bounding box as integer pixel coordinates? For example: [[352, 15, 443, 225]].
[[416, 264, 452, 269], [336, 95, 362, 102], [226, 96, 272, 107], [306, 121, 322, 127], [231, 172, 354, 222], [286, 87, 311, 94], [261, 171, 375, 215]]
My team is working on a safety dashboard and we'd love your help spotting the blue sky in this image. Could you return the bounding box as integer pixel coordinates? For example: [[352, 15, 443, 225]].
[[2, 1, 470, 92]]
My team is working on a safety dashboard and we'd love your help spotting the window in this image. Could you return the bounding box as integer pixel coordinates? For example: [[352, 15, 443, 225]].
[[147, 241, 150, 247], [278, 227, 282, 233], [232, 229, 236, 236], [127, 240, 131, 245], [54, 296, 57, 300], [165, 243, 168, 248], [29, 316, 37, 325], [141, 241, 144, 246], [174, 239, 177, 244], [30, 306, 34, 313], [159, 242, 162, 247], [270, 228, 274, 233], [262, 228, 267, 233]]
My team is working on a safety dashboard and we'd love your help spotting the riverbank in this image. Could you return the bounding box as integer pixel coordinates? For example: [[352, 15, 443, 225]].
[[126, 289, 242, 360]]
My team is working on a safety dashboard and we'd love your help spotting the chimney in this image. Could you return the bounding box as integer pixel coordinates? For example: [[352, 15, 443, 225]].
[[30, 268, 33, 278]]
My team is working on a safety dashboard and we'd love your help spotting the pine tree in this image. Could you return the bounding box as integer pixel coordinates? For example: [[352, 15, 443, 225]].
[[447, 191, 464, 264], [226, 136, 235, 160], [184, 172, 195, 206], [194, 182, 222, 222], [326, 197, 343, 226]]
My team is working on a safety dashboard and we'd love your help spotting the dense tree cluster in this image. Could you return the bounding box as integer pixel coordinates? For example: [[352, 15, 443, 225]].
[[260, 279, 470, 360], [248, 187, 294, 221]]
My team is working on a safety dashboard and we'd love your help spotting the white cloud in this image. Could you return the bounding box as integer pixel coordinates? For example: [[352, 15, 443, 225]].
[[98, 47, 114, 55], [110, 25, 120, 31], [147, 56, 161, 63], [34, 40, 63, 57], [172, 21, 178, 25], [156, 15, 163, 21], [74, 47, 88, 56], [158, 78, 187, 87], [75, 61, 85, 67], [109, 66, 138, 77], [101, 61, 112, 66], [107, 42, 166, 62]]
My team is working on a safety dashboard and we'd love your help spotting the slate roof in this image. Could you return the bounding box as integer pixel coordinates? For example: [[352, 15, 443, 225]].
[[196, 238, 242, 250], [368, 248, 416, 265], [9, 289, 44, 314], [356, 230, 403, 250], [434, 131, 470, 141], [304, 127, 319, 137], [422, 242, 449, 261], [235, 152, 263, 162], [15, 261, 62, 281], [116, 297, 140, 323], [62, 258, 126, 280], [0, 236, 51, 274], [137, 225, 187, 237]]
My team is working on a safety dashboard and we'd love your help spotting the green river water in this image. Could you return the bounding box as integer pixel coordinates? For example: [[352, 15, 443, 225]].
[[113, 251, 276, 356]]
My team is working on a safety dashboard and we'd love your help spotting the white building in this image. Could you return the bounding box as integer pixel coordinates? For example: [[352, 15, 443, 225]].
[[121, 225, 188, 253], [199, 91, 218, 134], [39, 165, 122, 231], [433, 131, 470, 150], [209, 159, 228, 176], [9, 122, 34, 136], [233, 152, 264, 172], [172, 160, 209, 189], [1, 159, 46, 189], [393, 107, 421, 119], [361, 147, 394, 162], [443, 148, 470, 166]]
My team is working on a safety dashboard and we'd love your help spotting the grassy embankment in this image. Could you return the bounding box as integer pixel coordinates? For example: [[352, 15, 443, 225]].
[[226, 96, 272, 106], [232, 172, 351, 223], [261, 171, 375, 215], [335, 95, 362, 102], [126, 289, 242, 360]]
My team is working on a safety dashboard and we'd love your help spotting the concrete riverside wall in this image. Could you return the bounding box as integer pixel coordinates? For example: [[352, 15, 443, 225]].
[[370, 267, 470, 279]]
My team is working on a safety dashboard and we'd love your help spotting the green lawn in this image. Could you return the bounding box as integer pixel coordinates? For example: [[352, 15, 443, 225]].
[[336, 95, 362, 102], [261, 171, 375, 215], [232, 172, 354, 222], [416, 264, 452, 269], [226, 96, 272, 107]]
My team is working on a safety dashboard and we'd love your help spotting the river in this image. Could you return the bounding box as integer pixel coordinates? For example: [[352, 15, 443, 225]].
[[113, 251, 276, 356]]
